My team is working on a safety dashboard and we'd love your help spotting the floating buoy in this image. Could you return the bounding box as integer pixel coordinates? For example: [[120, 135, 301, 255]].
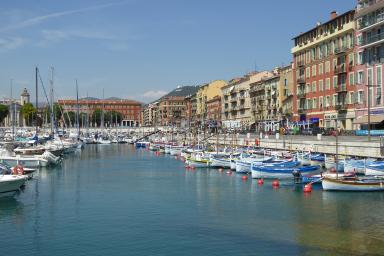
[[303, 184, 312, 193], [272, 180, 280, 187], [191, 166, 195, 169], [257, 179, 264, 185], [241, 175, 248, 181], [185, 165, 190, 169]]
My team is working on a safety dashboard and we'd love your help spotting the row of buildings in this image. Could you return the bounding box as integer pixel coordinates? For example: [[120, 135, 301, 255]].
[[142, 0, 384, 132]]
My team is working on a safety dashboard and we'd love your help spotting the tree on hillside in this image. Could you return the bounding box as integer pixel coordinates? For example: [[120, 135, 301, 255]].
[[0, 104, 9, 125]]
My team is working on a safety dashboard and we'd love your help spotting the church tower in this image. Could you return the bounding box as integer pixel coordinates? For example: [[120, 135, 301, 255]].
[[20, 88, 30, 106]]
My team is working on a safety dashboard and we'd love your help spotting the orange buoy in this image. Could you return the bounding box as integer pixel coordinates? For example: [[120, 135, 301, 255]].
[[272, 180, 280, 187], [241, 175, 248, 181], [257, 179, 264, 185], [303, 184, 312, 193]]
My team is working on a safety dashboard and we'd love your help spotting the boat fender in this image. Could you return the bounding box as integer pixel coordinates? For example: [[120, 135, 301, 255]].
[[13, 165, 24, 175]]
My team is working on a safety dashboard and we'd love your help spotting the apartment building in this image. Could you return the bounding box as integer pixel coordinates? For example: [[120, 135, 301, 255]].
[[354, 0, 384, 129], [292, 10, 357, 130], [279, 64, 294, 122]]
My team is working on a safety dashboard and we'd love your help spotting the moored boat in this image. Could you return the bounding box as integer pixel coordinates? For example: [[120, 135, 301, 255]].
[[322, 176, 384, 191]]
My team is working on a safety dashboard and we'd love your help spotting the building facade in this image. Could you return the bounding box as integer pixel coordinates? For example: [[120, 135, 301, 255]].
[[279, 64, 295, 122], [292, 10, 357, 130], [142, 103, 158, 127], [354, 0, 384, 129], [1, 88, 30, 127], [206, 96, 221, 127], [58, 98, 142, 127]]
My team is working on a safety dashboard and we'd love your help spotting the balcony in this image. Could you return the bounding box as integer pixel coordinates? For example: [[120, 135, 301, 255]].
[[334, 64, 346, 74], [334, 47, 347, 55], [298, 108, 306, 114], [297, 90, 306, 98], [297, 76, 305, 84], [336, 84, 347, 93], [297, 60, 305, 67], [359, 31, 384, 48], [335, 103, 347, 112]]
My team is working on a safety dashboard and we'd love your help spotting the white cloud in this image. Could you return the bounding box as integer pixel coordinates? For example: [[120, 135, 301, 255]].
[[142, 90, 167, 100], [0, 37, 26, 52], [40, 29, 116, 43], [0, 1, 131, 32]]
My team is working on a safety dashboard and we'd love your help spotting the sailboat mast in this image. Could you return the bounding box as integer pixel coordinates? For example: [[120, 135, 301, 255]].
[[76, 80, 80, 139], [35, 67, 38, 135], [50, 67, 54, 135], [10, 79, 15, 141]]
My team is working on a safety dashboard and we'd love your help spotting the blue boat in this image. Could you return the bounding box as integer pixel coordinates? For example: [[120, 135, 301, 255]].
[[252, 165, 320, 179]]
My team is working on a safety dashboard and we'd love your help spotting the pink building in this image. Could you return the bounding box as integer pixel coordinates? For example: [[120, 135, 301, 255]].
[[354, 0, 384, 130]]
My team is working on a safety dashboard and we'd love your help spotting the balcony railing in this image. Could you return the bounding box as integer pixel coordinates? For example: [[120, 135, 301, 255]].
[[297, 90, 306, 98], [358, 12, 384, 30], [336, 84, 347, 93], [334, 64, 346, 74], [334, 47, 347, 55], [297, 76, 305, 84], [359, 31, 384, 47]]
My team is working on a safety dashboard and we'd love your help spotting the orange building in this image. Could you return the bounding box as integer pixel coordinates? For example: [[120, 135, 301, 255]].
[[58, 98, 142, 127]]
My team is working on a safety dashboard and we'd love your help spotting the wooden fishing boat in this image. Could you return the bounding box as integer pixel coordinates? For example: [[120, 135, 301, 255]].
[[322, 176, 384, 191]]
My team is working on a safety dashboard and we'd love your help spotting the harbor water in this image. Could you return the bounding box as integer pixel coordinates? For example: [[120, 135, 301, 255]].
[[1, 145, 383, 255]]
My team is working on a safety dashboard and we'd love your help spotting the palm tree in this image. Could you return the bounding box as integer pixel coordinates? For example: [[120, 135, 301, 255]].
[[20, 103, 37, 126]]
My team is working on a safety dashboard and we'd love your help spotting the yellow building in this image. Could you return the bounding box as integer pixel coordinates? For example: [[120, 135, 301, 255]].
[[196, 80, 227, 123]]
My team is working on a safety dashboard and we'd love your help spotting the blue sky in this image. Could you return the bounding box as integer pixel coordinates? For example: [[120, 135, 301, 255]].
[[0, 0, 356, 103]]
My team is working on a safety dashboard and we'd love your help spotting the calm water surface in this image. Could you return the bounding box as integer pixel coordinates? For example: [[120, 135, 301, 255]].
[[1, 145, 383, 256]]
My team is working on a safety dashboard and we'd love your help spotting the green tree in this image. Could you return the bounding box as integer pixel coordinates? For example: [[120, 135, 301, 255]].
[[20, 103, 37, 126], [63, 111, 76, 127], [0, 104, 9, 125], [91, 109, 103, 127], [105, 111, 123, 126]]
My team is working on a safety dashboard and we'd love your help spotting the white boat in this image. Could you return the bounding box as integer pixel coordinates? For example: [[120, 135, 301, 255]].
[[322, 176, 384, 191], [0, 174, 27, 194], [0, 155, 48, 168], [210, 157, 231, 168], [0, 164, 27, 194], [170, 146, 183, 156], [164, 145, 171, 154], [365, 161, 384, 176], [235, 156, 273, 173]]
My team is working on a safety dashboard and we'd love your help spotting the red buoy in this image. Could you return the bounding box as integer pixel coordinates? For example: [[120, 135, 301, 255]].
[[185, 165, 190, 169], [272, 180, 280, 187], [242, 175, 248, 181], [257, 179, 264, 185], [303, 184, 312, 193]]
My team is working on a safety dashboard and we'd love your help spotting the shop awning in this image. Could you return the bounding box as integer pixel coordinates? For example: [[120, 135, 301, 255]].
[[353, 115, 384, 124]]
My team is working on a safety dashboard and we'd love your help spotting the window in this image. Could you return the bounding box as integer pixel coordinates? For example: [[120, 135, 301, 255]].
[[319, 96, 323, 108], [312, 65, 317, 77], [349, 72, 354, 85], [319, 63, 323, 75], [325, 61, 330, 73], [326, 96, 330, 107], [377, 66, 382, 105], [326, 78, 331, 90], [313, 98, 317, 109], [348, 53, 354, 66], [357, 70, 364, 85], [349, 91, 354, 104], [333, 94, 338, 106], [319, 79, 324, 91], [358, 90, 364, 104], [306, 67, 311, 78], [312, 81, 317, 92], [358, 51, 363, 65], [306, 83, 311, 93], [333, 76, 338, 88]]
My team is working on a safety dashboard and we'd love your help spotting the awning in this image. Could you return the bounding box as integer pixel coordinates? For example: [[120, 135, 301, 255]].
[[353, 115, 384, 124]]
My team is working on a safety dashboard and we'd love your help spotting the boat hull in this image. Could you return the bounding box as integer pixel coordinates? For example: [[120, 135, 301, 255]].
[[210, 158, 231, 168], [322, 177, 384, 191], [0, 175, 26, 194]]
